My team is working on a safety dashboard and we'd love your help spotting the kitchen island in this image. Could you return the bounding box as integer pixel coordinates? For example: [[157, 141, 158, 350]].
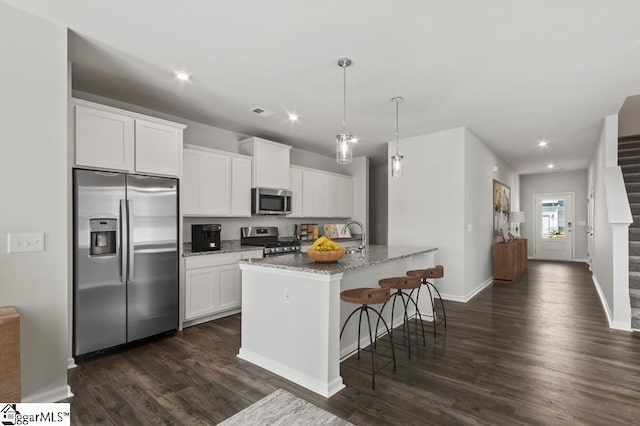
[[238, 245, 437, 397]]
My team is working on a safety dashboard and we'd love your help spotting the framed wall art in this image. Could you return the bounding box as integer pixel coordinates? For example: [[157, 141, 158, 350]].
[[493, 180, 511, 242]]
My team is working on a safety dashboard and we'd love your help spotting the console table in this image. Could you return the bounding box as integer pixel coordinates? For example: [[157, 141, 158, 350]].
[[492, 239, 527, 282]]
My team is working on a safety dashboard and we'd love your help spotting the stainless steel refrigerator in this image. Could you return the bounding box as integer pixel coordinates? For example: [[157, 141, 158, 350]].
[[73, 169, 178, 357]]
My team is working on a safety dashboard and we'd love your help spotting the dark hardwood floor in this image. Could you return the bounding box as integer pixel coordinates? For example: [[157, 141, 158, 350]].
[[67, 261, 640, 425]]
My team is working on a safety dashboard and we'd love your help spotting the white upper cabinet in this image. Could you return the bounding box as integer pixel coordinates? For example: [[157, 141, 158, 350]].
[[230, 156, 252, 217], [75, 105, 135, 172], [297, 166, 352, 218], [201, 153, 231, 216], [181, 145, 252, 217], [239, 137, 291, 189], [302, 169, 330, 217], [337, 175, 353, 218], [289, 167, 303, 217], [72, 99, 185, 177], [134, 119, 183, 177]]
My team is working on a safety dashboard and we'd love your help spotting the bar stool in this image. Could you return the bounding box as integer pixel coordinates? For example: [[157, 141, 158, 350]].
[[406, 265, 447, 337], [340, 287, 396, 389], [376, 276, 425, 358]]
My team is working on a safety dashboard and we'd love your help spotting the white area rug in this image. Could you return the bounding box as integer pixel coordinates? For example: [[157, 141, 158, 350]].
[[217, 389, 354, 426]]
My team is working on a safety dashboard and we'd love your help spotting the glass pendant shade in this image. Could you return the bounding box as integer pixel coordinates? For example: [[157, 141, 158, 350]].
[[390, 96, 405, 178], [336, 57, 354, 165], [391, 154, 404, 177], [336, 133, 353, 164]]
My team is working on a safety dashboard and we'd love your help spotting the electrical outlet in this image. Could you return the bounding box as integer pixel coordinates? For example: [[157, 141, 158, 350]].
[[7, 232, 45, 253], [284, 289, 291, 304], [467, 224, 473, 232]]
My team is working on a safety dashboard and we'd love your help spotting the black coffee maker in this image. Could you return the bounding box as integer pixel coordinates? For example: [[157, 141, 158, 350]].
[[192, 224, 221, 252]]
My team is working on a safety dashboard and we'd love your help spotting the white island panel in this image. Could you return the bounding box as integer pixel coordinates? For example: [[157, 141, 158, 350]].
[[238, 245, 437, 397]]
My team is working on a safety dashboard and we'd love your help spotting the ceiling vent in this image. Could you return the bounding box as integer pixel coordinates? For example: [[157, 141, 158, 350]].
[[251, 107, 274, 117]]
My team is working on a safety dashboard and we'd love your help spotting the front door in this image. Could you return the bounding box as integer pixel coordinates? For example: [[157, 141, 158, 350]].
[[533, 193, 574, 261]]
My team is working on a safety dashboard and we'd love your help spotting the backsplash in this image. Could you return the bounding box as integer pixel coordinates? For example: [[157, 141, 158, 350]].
[[183, 216, 351, 242]]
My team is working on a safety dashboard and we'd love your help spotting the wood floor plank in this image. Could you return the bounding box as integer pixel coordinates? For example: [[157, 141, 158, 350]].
[[66, 261, 640, 425]]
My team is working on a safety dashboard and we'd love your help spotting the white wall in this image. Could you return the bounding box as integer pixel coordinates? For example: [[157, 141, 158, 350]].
[[618, 95, 640, 138], [589, 114, 632, 330], [0, 2, 70, 402], [464, 129, 516, 297], [519, 170, 589, 260], [388, 127, 467, 299], [369, 164, 388, 245], [389, 127, 515, 301]]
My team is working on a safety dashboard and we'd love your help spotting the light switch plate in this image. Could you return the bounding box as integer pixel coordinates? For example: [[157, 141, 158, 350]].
[[7, 232, 45, 253]]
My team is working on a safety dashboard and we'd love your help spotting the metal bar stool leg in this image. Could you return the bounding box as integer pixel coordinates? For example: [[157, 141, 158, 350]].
[[423, 282, 436, 338], [404, 290, 426, 345], [356, 308, 364, 359], [363, 307, 376, 389], [428, 281, 447, 328], [369, 305, 396, 371]]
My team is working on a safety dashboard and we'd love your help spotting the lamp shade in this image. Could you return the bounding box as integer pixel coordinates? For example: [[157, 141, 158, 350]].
[[510, 211, 525, 223]]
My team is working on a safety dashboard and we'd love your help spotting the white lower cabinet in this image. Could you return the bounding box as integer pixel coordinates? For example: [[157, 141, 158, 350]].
[[184, 250, 263, 323]]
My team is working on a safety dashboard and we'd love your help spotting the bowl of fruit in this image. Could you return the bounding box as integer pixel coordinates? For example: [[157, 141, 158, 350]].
[[306, 236, 346, 262]]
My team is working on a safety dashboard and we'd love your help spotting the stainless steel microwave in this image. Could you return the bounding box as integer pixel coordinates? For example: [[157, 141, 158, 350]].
[[252, 187, 292, 215]]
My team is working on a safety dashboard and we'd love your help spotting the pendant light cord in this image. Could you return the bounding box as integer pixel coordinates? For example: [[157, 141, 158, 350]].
[[342, 65, 347, 133], [395, 99, 400, 155]]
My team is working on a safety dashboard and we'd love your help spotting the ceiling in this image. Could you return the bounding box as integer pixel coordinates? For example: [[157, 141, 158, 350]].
[[8, 0, 640, 172]]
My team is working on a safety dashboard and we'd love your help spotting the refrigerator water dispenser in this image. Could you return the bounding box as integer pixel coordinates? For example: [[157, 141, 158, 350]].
[[89, 218, 117, 256]]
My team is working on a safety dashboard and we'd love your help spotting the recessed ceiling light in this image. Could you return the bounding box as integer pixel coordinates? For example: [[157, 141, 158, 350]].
[[538, 140, 548, 147], [351, 137, 359, 143], [175, 71, 191, 81], [547, 163, 555, 169], [288, 113, 299, 122]]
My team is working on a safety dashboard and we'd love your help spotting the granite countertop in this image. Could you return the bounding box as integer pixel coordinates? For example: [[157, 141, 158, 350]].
[[239, 245, 437, 275], [183, 241, 264, 257]]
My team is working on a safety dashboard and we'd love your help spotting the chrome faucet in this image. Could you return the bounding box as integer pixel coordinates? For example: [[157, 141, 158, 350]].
[[341, 221, 366, 255]]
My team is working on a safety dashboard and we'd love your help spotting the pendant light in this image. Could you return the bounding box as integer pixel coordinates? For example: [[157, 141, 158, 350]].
[[336, 57, 354, 165], [391, 96, 404, 177]]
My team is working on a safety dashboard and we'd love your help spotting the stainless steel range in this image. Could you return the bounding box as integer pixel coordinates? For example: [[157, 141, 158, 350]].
[[241, 226, 301, 256]]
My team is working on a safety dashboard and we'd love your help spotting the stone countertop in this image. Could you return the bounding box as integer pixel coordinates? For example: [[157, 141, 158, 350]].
[[239, 245, 437, 275], [183, 241, 264, 257]]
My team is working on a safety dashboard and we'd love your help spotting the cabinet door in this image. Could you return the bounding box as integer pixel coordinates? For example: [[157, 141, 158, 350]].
[[338, 175, 353, 218], [302, 170, 329, 217], [254, 140, 290, 189], [181, 150, 201, 215], [201, 152, 231, 216], [75, 105, 134, 172], [135, 119, 182, 177], [185, 268, 216, 320], [217, 264, 241, 311], [231, 157, 252, 217], [328, 175, 341, 217], [289, 167, 303, 217]]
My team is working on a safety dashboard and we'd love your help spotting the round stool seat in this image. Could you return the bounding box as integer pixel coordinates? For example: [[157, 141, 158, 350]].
[[379, 276, 421, 290], [341, 287, 390, 305], [407, 264, 444, 279]]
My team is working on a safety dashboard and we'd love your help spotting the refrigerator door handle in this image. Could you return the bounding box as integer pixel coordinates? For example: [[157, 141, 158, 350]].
[[120, 199, 128, 283], [128, 199, 134, 281]]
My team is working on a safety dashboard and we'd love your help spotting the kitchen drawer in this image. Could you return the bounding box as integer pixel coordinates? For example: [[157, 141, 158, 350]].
[[185, 252, 241, 270]]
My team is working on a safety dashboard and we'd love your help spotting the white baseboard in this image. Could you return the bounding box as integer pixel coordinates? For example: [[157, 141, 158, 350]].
[[183, 308, 241, 328], [574, 258, 588, 263], [592, 274, 613, 327], [238, 348, 344, 398], [463, 277, 494, 302], [67, 357, 76, 370], [23, 385, 73, 403], [439, 277, 493, 303]]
